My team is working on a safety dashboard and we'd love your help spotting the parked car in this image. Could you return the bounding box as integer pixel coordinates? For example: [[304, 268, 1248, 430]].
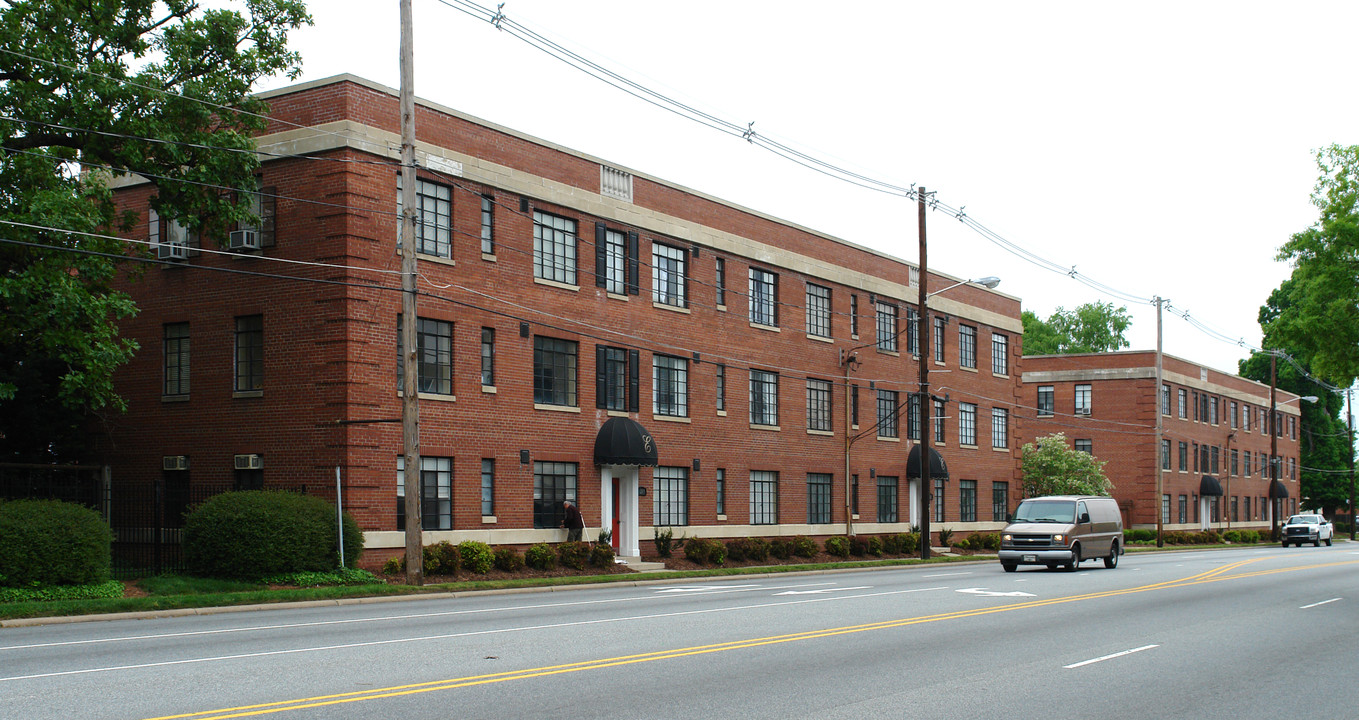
[[998, 495, 1123, 572], [1281, 514, 1333, 547]]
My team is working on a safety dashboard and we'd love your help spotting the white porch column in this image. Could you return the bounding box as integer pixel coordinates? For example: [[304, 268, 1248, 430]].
[[621, 467, 640, 558], [909, 479, 920, 528], [599, 466, 614, 546]]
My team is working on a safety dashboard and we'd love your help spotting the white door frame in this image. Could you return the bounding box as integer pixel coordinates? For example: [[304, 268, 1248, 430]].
[[599, 465, 640, 558]]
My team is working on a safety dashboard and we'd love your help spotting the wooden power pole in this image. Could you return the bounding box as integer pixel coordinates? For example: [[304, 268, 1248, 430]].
[[399, 0, 423, 585]]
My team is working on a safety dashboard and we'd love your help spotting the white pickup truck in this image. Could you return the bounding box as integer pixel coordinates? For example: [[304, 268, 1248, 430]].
[[1281, 514, 1333, 547]]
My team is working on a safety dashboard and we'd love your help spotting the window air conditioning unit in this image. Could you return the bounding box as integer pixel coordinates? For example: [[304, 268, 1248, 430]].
[[162, 455, 190, 471], [233, 454, 264, 470], [157, 242, 189, 261], [229, 229, 260, 251]]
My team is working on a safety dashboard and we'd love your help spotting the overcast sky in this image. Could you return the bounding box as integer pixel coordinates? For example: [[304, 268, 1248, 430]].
[[257, 0, 1359, 388]]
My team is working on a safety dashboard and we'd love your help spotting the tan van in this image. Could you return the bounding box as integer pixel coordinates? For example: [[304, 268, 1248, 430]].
[[998, 495, 1122, 572]]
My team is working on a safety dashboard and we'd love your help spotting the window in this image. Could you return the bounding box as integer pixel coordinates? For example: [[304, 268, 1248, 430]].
[[534, 336, 578, 407], [396, 455, 452, 531], [1074, 384, 1092, 415], [481, 459, 495, 516], [1162, 384, 1171, 416], [1178, 495, 1188, 524], [807, 379, 832, 432], [1192, 391, 1199, 421], [716, 364, 726, 412], [750, 471, 779, 525], [652, 242, 687, 307], [992, 333, 1008, 375], [1037, 386, 1054, 416], [749, 267, 778, 326], [600, 226, 628, 295], [807, 473, 832, 524], [234, 315, 263, 392], [1244, 404, 1251, 431], [876, 301, 898, 352], [877, 476, 899, 523], [907, 393, 921, 440], [1075, 438, 1093, 454], [851, 384, 860, 427], [1179, 441, 1188, 471], [1243, 451, 1252, 477], [654, 467, 690, 526], [806, 284, 832, 338], [959, 480, 977, 522], [959, 325, 977, 369], [958, 402, 977, 446], [1162, 439, 1171, 470], [715, 258, 726, 306], [480, 328, 495, 387], [850, 294, 859, 336], [480, 194, 495, 254], [906, 308, 920, 355], [852, 474, 860, 515], [750, 369, 779, 426], [934, 478, 946, 523], [163, 322, 190, 397], [398, 317, 453, 395], [234, 466, 263, 491], [933, 398, 946, 444], [1231, 448, 1239, 476], [716, 468, 726, 515], [877, 389, 899, 438], [1210, 445, 1219, 475], [533, 461, 577, 529], [534, 211, 577, 285], [238, 178, 276, 248], [397, 175, 452, 258], [992, 407, 1008, 449], [653, 354, 689, 417], [148, 206, 196, 258], [992, 482, 1009, 522], [934, 317, 946, 363], [1209, 396, 1218, 425], [597, 346, 638, 413], [1230, 401, 1239, 429], [1178, 388, 1188, 419], [1162, 494, 1171, 524]]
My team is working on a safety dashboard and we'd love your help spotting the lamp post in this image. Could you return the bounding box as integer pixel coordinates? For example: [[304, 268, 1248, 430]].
[[1269, 357, 1318, 537]]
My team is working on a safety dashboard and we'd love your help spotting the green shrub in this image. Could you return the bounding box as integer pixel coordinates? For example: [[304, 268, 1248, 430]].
[[263, 568, 381, 586], [183, 490, 363, 580], [727, 537, 769, 562], [588, 542, 615, 568], [769, 538, 792, 560], [849, 536, 870, 557], [867, 536, 884, 556], [558, 541, 591, 570], [382, 556, 403, 575], [0, 499, 112, 587], [725, 539, 747, 562], [654, 527, 676, 558], [1241, 530, 1261, 543], [0, 579, 124, 603], [790, 535, 817, 558], [881, 533, 902, 554], [684, 538, 727, 565], [525, 543, 557, 571], [824, 536, 851, 558], [937, 527, 953, 547], [494, 547, 525, 572], [893, 532, 919, 555], [458, 541, 495, 575], [425, 541, 461, 575]]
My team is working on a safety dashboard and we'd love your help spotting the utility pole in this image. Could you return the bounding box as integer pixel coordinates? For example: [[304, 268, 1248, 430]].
[[1154, 296, 1164, 548], [399, 0, 423, 585], [1349, 386, 1355, 541], [1269, 352, 1279, 541], [917, 187, 931, 560]]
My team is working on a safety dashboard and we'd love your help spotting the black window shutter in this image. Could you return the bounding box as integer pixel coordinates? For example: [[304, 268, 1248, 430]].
[[772, 273, 780, 326], [682, 248, 691, 308], [595, 345, 607, 409], [594, 223, 607, 288], [627, 349, 640, 413], [626, 232, 640, 295]]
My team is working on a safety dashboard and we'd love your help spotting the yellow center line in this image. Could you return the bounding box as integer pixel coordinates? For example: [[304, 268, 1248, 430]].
[[147, 555, 1357, 720]]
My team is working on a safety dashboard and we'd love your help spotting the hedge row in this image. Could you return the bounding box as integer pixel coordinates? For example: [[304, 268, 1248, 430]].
[[659, 532, 926, 567], [381, 540, 616, 576], [1123, 528, 1266, 545]]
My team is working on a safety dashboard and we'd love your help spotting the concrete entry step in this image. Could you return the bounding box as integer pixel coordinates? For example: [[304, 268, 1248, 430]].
[[616, 556, 667, 572]]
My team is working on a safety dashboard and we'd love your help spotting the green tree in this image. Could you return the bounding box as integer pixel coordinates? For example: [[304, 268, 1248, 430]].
[[1021, 302, 1132, 356], [1020, 432, 1114, 497], [0, 0, 310, 461]]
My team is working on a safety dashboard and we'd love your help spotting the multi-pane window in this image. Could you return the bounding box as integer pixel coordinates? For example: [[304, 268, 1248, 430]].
[[1231, 448, 1239, 476], [234, 314, 263, 392], [850, 294, 859, 336], [851, 384, 860, 427], [750, 369, 779, 426], [481, 459, 495, 516], [652, 243, 686, 307], [654, 466, 689, 526], [397, 176, 452, 258], [1075, 438, 1093, 454], [480, 327, 495, 387], [533, 211, 577, 285], [907, 392, 921, 440], [237, 178, 277, 248], [1178, 388, 1188, 418], [396, 456, 452, 531], [958, 402, 977, 446], [749, 267, 778, 326], [1210, 445, 1220, 475], [806, 283, 832, 338], [851, 474, 860, 515], [1037, 385, 1054, 416], [1178, 495, 1188, 524], [877, 476, 899, 523], [876, 301, 898, 352], [1074, 384, 1092, 415], [750, 471, 779, 525], [958, 325, 977, 369], [1230, 401, 1239, 428], [653, 354, 689, 417], [1243, 451, 1252, 477], [807, 379, 832, 432], [934, 317, 946, 363], [1162, 384, 1171, 415], [1209, 396, 1219, 425], [398, 317, 453, 395], [959, 480, 977, 522], [991, 333, 1008, 375], [1179, 441, 1188, 471], [149, 206, 194, 258], [599, 346, 631, 412], [715, 258, 726, 306], [906, 307, 920, 355], [934, 478, 946, 523], [1162, 439, 1171, 470], [991, 407, 1008, 449], [877, 390, 899, 438], [716, 468, 726, 515], [533, 461, 577, 529], [1162, 494, 1171, 524], [480, 194, 495, 254], [533, 336, 578, 407], [807, 473, 832, 524], [933, 398, 946, 444], [716, 364, 726, 412], [163, 322, 190, 397], [603, 228, 627, 295], [992, 481, 1009, 522]]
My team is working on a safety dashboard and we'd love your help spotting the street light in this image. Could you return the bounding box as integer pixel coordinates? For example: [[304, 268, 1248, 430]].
[[1270, 380, 1317, 538]]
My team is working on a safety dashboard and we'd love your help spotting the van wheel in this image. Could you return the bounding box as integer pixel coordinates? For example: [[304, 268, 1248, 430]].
[[1315, 538, 1322, 547], [1325, 537, 1333, 547], [1104, 542, 1119, 569], [1066, 545, 1080, 571], [1281, 541, 1290, 548], [1002, 562, 1017, 573]]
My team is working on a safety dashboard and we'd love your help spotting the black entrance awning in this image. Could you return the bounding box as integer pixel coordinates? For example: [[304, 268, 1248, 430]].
[[907, 445, 949, 480], [594, 417, 658, 467], [1269, 479, 1290, 499], [1199, 475, 1223, 496]]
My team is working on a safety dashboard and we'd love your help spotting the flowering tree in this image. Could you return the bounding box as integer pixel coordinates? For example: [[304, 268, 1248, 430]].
[[1020, 432, 1113, 497]]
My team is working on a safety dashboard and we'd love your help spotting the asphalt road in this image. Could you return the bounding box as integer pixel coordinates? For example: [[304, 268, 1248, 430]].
[[3, 544, 1357, 719]]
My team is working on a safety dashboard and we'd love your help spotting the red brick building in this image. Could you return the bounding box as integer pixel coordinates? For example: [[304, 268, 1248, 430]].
[[102, 75, 1023, 563], [1021, 351, 1304, 530]]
